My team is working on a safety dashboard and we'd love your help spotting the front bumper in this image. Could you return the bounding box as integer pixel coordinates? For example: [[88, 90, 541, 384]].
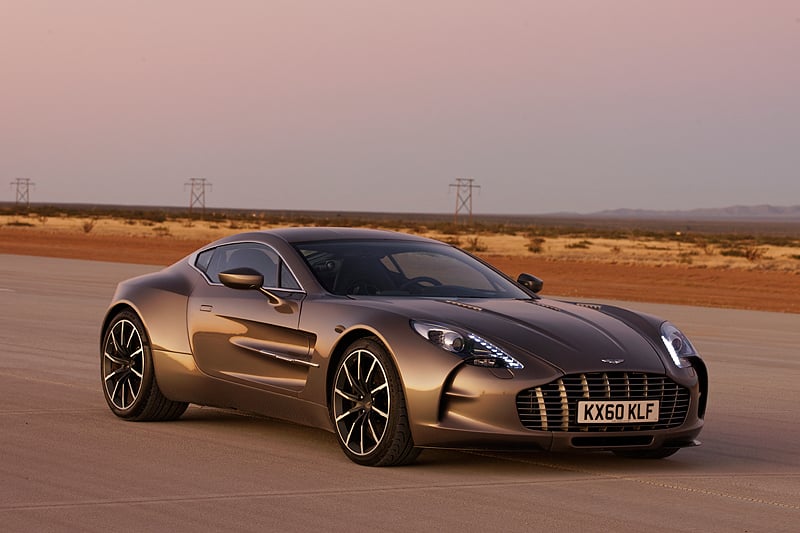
[[408, 362, 706, 453]]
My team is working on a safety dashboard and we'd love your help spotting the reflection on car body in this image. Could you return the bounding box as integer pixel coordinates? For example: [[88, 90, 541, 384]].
[[101, 227, 707, 466]]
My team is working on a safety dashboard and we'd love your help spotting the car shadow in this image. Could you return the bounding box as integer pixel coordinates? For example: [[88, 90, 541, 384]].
[[172, 406, 722, 475]]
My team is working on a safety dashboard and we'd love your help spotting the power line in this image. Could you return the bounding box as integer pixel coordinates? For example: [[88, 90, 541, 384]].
[[184, 178, 212, 217], [449, 178, 480, 224], [10, 178, 35, 208]]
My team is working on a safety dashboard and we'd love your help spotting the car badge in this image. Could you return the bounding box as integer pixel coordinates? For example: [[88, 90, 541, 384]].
[[601, 358, 625, 365]]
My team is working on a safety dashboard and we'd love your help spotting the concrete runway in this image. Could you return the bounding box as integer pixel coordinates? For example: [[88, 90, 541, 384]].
[[1, 254, 798, 532]]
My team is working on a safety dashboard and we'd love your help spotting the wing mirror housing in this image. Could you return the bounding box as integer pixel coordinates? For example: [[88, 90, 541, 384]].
[[219, 268, 264, 290], [219, 268, 284, 306], [517, 273, 543, 293]]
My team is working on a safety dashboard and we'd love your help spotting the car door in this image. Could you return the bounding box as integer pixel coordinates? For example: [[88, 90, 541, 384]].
[[187, 242, 316, 394]]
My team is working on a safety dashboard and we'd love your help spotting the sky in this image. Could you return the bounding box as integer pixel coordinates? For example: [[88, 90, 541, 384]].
[[2, 1, 799, 215]]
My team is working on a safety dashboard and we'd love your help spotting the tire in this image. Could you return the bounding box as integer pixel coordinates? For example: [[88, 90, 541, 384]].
[[101, 310, 188, 421], [331, 337, 420, 466], [613, 447, 680, 459]]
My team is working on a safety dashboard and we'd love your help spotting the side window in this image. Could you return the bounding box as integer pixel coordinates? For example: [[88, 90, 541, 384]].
[[195, 249, 214, 273], [202, 243, 301, 290], [280, 262, 301, 290]]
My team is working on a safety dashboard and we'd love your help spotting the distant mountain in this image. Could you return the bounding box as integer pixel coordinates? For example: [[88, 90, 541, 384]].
[[589, 205, 800, 221]]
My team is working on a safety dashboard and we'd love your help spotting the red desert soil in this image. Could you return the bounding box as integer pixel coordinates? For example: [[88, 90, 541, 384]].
[[1, 229, 798, 314]]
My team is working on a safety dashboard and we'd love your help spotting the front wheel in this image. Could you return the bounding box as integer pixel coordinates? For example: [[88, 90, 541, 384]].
[[331, 338, 420, 466], [101, 310, 188, 421]]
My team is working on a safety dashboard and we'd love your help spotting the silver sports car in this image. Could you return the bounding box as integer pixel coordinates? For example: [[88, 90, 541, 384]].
[[101, 227, 707, 466]]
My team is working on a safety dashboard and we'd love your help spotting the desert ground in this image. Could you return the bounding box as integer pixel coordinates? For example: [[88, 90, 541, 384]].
[[1, 211, 799, 313]]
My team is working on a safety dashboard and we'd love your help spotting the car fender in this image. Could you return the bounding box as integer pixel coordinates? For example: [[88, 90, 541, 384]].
[[103, 264, 193, 355]]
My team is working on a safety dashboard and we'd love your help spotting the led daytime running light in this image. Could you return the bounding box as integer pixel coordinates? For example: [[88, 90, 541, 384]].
[[467, 334, 523, 369], [412, 321, 524, 369], [660, 322, 697, 369]]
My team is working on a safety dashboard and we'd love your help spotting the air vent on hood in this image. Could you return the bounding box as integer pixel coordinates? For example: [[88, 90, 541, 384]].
[[529, 300, 564, 313], [444, 300, 484, 312]]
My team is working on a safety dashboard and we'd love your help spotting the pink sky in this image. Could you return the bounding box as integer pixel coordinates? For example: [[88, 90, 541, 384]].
[[2, 1, 799, 213]]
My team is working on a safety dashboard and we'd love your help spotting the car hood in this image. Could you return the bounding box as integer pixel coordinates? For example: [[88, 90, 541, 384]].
[[357, 297, 667, 374]]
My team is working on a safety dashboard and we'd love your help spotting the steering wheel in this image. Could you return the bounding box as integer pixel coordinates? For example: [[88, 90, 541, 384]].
[[399, 276, 442, 292], [345, 279, 381, 295]]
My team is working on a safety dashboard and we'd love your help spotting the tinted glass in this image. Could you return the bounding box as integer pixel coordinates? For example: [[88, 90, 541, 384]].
[[280, 262, 301, 290], [295, 240, 530, 298], [204, 243, 300, 290], [195, 249, 214, 273]]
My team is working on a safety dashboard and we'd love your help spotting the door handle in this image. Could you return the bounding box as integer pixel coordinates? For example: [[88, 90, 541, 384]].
[[200, 304, 213, 312]]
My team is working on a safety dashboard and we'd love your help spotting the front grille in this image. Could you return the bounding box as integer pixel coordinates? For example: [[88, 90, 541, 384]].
[[516, 372, 690, 432]]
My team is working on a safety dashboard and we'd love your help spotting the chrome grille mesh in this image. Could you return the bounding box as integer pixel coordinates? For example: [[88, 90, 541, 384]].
[[516, 372, 690, 432]]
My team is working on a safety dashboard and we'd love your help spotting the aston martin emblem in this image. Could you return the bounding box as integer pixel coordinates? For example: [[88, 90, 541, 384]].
[[601, 358, 625, 365]]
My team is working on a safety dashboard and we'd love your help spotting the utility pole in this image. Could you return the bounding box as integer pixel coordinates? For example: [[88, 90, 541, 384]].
[[449, 178, 480, 224], [185, 178, 212, 218], [10, 178, 34, 209]]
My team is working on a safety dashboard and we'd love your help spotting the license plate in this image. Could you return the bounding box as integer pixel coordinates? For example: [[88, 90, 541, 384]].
[[577, 400, 659, 424]]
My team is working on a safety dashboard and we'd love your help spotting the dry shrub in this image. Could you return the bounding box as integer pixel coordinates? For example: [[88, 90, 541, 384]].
[[528, 237, 546, 253], [721, 246, 768, 262], [565, 239, 592, 249], [82, 218, 98, 233], [465, 236, 487, 252], [6, 220, 35, 227], [745, 246, 768, 262]]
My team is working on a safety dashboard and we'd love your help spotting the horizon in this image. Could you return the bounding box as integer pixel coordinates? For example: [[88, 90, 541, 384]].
[[3, 200, 800, 221]]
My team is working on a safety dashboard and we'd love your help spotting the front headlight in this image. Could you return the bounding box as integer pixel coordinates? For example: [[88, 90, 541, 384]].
[[660, 321, 698, 368], [411, 321, 524, 369]]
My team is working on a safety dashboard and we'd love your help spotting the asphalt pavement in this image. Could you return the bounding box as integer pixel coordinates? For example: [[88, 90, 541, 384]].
[[1, 254, 798, 532]]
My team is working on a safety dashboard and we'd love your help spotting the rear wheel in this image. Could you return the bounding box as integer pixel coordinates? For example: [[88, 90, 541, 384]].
[[613, 447, 680, 459], [101, 310, 188, 421], [331, 338, 420, 466]]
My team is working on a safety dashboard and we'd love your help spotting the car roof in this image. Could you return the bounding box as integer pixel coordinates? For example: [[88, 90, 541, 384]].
[[209, 227, 440, 247], [270, 227, 437, 244]]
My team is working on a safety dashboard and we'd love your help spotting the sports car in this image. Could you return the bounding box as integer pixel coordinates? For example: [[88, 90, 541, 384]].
[[101, 227, 707, 466]]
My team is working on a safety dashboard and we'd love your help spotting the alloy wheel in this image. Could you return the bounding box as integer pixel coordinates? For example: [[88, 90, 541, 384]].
[[102, 319, 145, 410], [332, 349, 391, 456]]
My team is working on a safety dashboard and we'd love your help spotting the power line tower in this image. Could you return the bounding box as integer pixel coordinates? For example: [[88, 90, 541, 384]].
[[10, 178, 35, 208], [449, 178, 480, 224], [185, 178, 212, 218]]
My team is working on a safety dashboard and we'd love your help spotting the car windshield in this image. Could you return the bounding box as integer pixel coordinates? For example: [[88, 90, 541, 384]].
[[294, 239, 531, 299]]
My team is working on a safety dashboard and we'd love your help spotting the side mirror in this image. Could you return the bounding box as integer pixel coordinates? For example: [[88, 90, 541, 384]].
[[219, 268, 264, 290], [517, 273, 543, 294], [219, 267, 285, 306]]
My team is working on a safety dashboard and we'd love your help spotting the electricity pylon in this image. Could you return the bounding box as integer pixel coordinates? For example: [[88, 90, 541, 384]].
[[449, 178, 480, 224], [185, 178, 212, 217], [10, 178, 34, 208]]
